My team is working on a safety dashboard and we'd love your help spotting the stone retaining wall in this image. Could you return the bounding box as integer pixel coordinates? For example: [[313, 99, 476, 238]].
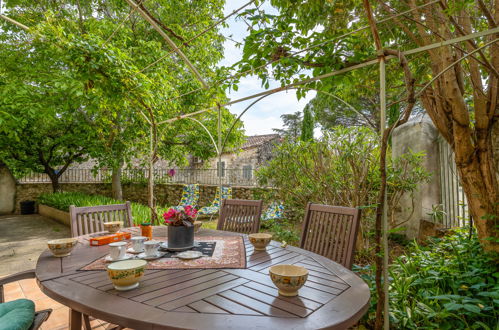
[[15, 183, 266, 214]]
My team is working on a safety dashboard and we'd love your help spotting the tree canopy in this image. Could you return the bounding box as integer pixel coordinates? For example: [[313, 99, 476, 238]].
[[0, 0, 245, 193], [234, 0, 499, 254]]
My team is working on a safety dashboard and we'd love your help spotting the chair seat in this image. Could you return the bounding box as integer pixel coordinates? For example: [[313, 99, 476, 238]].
[[0, 299, 35, 330], [198, 206, 219, 215], [261, 203, 284, 221]]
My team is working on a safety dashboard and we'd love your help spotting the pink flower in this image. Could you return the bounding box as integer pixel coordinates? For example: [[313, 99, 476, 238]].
[[163, 208, 178, 220]]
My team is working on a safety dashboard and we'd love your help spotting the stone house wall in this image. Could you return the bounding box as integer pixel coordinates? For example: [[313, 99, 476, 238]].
[[14, 183, 262, 214]]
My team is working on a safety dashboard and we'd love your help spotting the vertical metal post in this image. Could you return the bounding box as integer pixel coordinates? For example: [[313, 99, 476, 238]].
[[379, 57, 389, 330], [217, 104, 223, 194], [148, 125, 155, 222]]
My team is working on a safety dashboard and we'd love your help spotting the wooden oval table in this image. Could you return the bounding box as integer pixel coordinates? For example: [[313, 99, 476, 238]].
[[36, 227, 370, 329]]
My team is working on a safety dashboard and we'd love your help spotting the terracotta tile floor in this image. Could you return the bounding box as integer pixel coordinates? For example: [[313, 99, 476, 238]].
[[3, 278, 118, 329]]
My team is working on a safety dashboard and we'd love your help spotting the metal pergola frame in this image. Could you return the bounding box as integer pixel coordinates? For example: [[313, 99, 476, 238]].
[[1, 2, 498, 328]]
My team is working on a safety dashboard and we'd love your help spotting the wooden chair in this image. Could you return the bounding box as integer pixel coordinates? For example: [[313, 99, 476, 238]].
[[0, 270, 52, 329], [300, 203, 361, 269], [69, 203, 131, 329], [217, 199, 263, 234], [69, 202, 133, 237]]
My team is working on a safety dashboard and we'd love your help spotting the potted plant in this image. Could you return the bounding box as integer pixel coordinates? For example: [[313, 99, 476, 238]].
[[162, 206, 197, 250]]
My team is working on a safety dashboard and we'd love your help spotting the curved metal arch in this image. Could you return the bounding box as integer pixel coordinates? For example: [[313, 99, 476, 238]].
[[221, 94, 275, 155], [219, 87, 369, 155], [185, 116, 219, 155]]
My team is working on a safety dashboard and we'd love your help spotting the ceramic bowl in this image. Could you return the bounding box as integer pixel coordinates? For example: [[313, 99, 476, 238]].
[[248, 233, 272, 251], [106, 259, 147, 291], [194, 221, 203, 233], [269, 264, 308, 297], [103, 221, 123, 234], [47, 238, 78, 257]]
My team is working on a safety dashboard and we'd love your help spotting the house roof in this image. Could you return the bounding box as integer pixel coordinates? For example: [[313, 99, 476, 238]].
[[241, 134, 280, 150]]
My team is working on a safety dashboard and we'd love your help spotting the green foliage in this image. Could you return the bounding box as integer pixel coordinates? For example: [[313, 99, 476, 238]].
[[355, 229, 499, 329], [0, 0, 245, 186], [37, 192, 152, 225], [300, 106, 314, 142], [257, 126, 380, 224], [257, 126, 430, 250], [261, 219, 300, 245], [272, 111, 302, 141]]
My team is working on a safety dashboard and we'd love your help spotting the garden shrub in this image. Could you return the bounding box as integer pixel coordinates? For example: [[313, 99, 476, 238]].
[[355, 228, 499, 329], [256, 126, 430, 251], [261, 218, 301, 245], [37, 192, 154, 225]]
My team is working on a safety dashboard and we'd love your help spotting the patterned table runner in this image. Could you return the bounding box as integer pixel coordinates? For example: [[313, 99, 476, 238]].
[[81, 236, 246, 270]]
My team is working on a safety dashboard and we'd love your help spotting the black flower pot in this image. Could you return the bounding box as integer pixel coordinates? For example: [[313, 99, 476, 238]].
[[167, 225, 194, 251]]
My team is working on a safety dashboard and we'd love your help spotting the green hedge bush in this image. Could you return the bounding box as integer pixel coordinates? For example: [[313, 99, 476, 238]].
[[356, 228, 499, 329], [37, 192, 154, 225]]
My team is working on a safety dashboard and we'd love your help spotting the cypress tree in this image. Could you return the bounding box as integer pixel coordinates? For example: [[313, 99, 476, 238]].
[[300, 107, 314, 142]]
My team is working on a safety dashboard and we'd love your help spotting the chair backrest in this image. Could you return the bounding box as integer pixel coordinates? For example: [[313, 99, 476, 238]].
[[217, 199, 263, 234], [300, 203, 361, 269], [69, 202, 133, 237], [179, 184, 200, 207], [209, 186, 232, 208]]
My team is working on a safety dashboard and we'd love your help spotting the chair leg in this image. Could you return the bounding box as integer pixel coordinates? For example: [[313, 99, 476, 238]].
[[83, 314, 91, 330]]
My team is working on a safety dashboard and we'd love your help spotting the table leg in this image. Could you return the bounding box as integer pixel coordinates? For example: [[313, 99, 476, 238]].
[[70, 308, 82, 330]]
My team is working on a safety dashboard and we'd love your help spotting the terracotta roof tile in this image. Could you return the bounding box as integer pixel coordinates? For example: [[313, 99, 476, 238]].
[[241, 134, 280, 150]]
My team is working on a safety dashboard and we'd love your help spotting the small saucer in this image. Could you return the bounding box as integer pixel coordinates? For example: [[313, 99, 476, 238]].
[[174, 251, 204, 260], [127, 248, 144, 254], [105, 254, 133, 262], [137, 252, 165, 260]]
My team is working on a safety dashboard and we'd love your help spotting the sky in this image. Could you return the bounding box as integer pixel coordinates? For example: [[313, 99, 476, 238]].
[[218, 0, 316, 136]]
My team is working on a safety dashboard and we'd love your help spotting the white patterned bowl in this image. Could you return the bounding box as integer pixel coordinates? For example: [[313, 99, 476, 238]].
[[107, 259, 147, 291], [47, 238, 78, 257]]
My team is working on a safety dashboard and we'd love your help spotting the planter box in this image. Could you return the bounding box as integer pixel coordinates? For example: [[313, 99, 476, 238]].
[[38, 204, 70, 227]]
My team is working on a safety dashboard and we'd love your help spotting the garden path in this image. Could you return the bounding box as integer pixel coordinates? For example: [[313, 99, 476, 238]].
[[0, 214, 70, 277]]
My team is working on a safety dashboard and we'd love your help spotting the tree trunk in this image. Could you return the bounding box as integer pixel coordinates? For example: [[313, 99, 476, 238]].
[[111, 164, 123, 200], [457, 144, 499, 252], [148, 158, 156, 223], [49, 174, 61, 193]]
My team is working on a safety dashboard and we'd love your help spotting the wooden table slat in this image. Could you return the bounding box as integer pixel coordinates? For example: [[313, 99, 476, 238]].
[[188, 300, 230, 314], [173, 306, 197, 313], [157, 277, 250, 311], [241, 282, 323, 311], [303, 280, 346, 295], [246, 249, 295, 267], [293, 261, 335, 275], [203, 294, 263, 315], [218, 289, 297, 318], [136, 271, 231, 304], [231, 286, 313, 318], [114, 269, 214, 299], [307, 274, 350, 290], [248, 252, 302, 271], [256, 255, 309, 274]]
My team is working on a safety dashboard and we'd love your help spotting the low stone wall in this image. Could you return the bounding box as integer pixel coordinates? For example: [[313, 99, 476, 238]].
[[38, 204, 70, 227], [15, 183, 266, 214]]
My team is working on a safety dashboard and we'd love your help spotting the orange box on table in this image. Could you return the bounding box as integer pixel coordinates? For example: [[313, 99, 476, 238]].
[[90, 232, 131, 246]]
